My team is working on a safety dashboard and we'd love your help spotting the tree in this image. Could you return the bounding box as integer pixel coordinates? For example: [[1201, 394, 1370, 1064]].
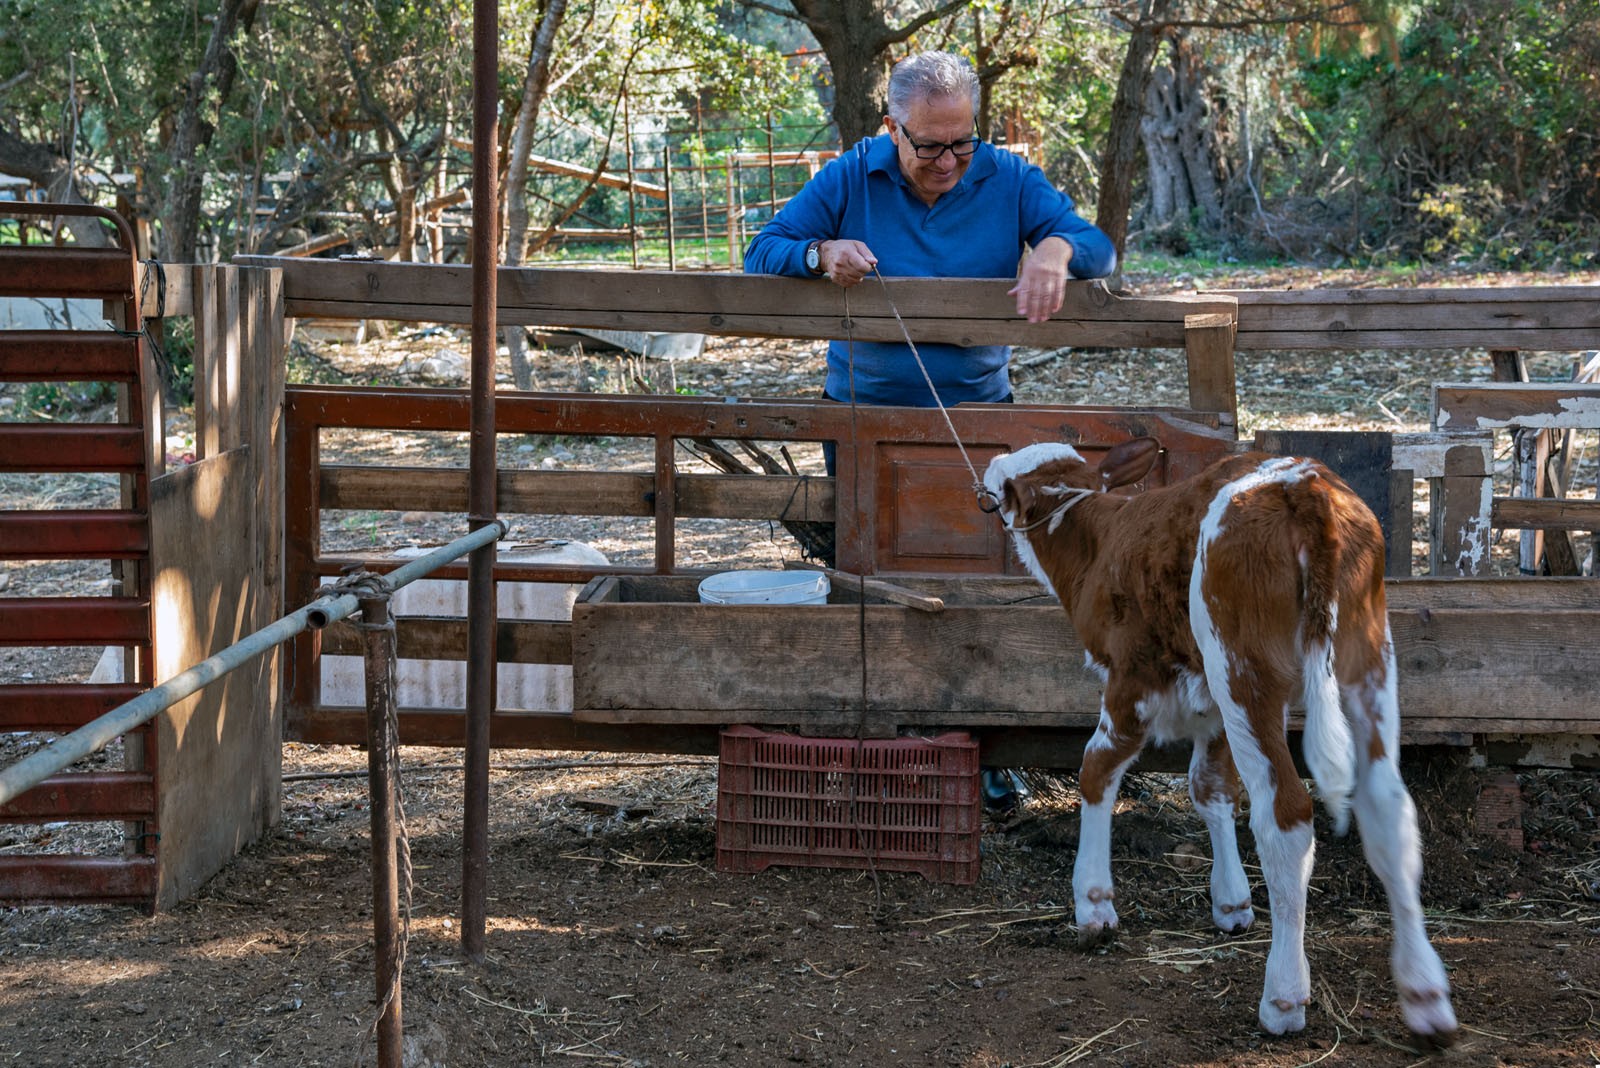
[[740, 0, 976, 147]]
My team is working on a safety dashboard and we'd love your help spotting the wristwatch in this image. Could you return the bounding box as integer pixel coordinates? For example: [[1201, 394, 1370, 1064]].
[[804, 240, 825, 276]]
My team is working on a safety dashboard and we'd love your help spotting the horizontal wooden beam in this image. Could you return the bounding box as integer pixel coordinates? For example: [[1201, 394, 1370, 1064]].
[[1493, 496, 1600, 531], [321, 617, 573, 664], [1225, 285, 1600, 351], [1434, 383, 1600, 431], [236, 255, 1236, 348], [321, 465, 836, 522]]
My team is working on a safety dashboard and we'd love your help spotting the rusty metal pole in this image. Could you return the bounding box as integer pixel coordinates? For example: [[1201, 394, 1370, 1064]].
[[360, 589, 403, 1068], [463, 0, 500, 963]]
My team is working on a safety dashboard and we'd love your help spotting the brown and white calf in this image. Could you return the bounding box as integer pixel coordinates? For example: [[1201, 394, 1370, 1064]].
[[983, 437, 1457, 1043]]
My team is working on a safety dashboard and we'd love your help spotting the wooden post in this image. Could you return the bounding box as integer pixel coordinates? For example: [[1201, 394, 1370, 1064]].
[[1183, 311, 1237, 432], [1429, 442, 1492, 576]]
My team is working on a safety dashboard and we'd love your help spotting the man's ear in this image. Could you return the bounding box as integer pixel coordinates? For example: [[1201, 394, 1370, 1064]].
[[1097, 437, 1161, 490]]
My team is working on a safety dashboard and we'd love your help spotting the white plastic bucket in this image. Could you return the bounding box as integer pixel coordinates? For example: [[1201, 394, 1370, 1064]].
[[697, 569, 830, 606]]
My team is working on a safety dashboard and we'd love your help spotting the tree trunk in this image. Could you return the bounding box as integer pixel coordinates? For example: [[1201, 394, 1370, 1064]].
[[0, 128, 109, 246], [162, 0, 263, 262], [789, 0, 895, 148], [1094, 0, 1171, 266], [1140, 33, 1225, 234], [503, 0, 570, 392]]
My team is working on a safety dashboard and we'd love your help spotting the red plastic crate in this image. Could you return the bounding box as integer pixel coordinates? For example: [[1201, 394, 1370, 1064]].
[[715, 725, 982, 884]]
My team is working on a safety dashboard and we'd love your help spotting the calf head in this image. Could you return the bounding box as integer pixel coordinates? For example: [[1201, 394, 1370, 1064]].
[[983, 436, 1161, 532]]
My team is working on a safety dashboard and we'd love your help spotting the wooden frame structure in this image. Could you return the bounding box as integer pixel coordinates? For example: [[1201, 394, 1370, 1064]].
[[200, 258, 1596, 769]]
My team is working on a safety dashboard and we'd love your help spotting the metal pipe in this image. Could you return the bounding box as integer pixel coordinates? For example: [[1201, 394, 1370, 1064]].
[[0, 521, 507, 808], [360, 591, 404, 1068], [464, 0, 501, 964]]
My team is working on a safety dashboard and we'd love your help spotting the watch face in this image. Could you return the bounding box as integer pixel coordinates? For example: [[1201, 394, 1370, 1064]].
[[806, 243, 820, 272]]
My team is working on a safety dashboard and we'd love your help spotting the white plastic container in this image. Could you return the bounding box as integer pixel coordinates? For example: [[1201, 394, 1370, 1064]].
[[697, 569, 830, 606]]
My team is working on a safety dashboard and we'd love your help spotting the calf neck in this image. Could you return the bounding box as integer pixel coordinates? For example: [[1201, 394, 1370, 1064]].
[[983, 437, 1457, 1044]]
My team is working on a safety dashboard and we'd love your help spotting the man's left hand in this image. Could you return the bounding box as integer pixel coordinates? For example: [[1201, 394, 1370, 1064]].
[[1007, 236, 1074, 323]]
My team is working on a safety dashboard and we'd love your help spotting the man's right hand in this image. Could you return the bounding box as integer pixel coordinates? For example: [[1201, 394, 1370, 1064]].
[[819, 240, 878, 287]]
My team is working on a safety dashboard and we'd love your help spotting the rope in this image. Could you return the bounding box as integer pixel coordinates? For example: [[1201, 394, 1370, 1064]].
[[1007, 486, 1099, 533], [869, 268, 999, 511]]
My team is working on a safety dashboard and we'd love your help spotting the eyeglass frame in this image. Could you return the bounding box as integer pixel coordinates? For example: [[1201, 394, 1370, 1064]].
[[897, 127, 982, 160]]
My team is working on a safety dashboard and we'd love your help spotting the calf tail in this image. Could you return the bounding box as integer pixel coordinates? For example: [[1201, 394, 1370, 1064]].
[[1298, 475, 1356, 834]]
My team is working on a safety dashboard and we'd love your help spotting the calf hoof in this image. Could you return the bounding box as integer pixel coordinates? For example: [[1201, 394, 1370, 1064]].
[[1213, 900, 1255, 935], [1076, 922, 1117, 951], [1401, 987, 1459, 1049], [1258, 996, 1309, 1035]]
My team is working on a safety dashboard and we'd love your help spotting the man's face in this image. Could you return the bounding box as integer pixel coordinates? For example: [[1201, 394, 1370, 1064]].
[[885, 93, 976, 206]]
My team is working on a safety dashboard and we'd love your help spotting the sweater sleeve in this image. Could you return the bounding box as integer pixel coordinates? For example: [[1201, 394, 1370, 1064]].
[[742, 155, 848, 277], [1016, 163, 1117, 279]]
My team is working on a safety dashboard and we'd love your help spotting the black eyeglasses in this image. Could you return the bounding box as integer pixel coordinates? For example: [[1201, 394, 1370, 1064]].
[[899, 129, 981, 160]]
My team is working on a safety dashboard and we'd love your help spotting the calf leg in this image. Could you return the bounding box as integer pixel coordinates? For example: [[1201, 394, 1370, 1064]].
[[1231, 726, 1316, 1035], [1189, 733, 1254, 934], [1344, 655, 1458, 1045], [1074, 695, 1145, 948]]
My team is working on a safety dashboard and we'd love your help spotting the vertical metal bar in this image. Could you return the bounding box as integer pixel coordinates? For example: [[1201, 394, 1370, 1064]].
[[360, 592, 403, 1068], [663, 134, 676, 271], [464, 0, 500, 963], [696, 102, 710, 269], [725, 158, 737, 267], [622, 89, 638, 271], [654, 434, 676, 573]]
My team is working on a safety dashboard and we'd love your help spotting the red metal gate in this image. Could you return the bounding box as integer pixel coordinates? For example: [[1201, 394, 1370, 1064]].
[[0, 204, 161, 907]]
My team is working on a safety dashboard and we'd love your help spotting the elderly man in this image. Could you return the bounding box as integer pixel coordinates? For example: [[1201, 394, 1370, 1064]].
[[746, 50, 1115, 812], [743, 49, 1116, 413]]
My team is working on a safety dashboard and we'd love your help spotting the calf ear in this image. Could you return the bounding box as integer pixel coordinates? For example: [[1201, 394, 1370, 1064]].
[[1004, 477, 1036, 521], [1098, 437, 1161, 490]]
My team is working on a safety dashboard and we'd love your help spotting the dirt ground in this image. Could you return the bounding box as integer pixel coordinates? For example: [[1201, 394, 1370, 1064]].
[[3, 265, 1600, 1067]]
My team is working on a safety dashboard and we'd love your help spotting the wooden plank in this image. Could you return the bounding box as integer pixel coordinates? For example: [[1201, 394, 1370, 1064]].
[[320, 617, 573, 665], [1183, 311, 1237, 421], [1238, 329, 1600, 351], [149, 446, 279, 909], [1386, 576, 1600, 611], [572, 602, 1099, 719], [1427, 442, 1492, 576], [1390, 431, 1494, 479], [1434, 383, 1600, 431], [239, 255, 1234, 322], [136, 260, 194, 318], [286, 706, 722, 753]]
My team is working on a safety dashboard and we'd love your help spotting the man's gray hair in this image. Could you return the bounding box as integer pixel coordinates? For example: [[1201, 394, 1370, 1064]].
[[886, 51, 980, 125]]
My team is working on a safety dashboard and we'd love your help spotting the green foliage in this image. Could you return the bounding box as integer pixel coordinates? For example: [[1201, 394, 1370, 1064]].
[[19, 380, 117, 418], [1289, 0, 1600, 265]]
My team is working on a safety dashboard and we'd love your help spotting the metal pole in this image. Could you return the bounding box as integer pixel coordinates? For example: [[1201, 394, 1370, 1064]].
[[465, 0, 500, 964], [0, 521, 507, 808], [361, 589, 404, 1068]]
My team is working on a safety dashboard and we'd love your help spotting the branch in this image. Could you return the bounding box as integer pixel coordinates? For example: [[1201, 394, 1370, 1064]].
[[882, 0, 979, 46]]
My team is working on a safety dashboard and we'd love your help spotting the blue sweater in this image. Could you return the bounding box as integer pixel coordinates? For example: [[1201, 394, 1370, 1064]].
[[743, 133, 1116, 407]]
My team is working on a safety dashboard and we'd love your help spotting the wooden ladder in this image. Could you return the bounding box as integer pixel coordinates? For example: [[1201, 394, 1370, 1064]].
[[0, 203, 162, 907]]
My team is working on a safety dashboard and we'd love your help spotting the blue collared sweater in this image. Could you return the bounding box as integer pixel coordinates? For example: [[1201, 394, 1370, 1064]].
[[743, 133, 1115, 407]]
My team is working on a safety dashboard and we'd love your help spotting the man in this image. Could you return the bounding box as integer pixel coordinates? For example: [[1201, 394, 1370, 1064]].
[[746, 51, 1115, 813], [743, 49, 1116, 415]]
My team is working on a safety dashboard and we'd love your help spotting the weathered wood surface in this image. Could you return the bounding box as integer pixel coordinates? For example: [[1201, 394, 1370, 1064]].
[[149, 446, 280, 909], [1434, 382, 1600, 431], [235, 255, 1238, 349], [1494, 497, 1600, 532], [570, 576, 1600, 730], [1224, 286, 1600, 351], [321, 465, 836, 522], [321, 617, 573, 665]]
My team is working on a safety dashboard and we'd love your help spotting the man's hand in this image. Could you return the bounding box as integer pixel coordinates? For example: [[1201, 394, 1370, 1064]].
[[819, 239, 878, 287], [1008, 236, 1074, 323]]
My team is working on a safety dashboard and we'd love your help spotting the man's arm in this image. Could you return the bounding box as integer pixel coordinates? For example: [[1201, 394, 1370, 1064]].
[[743, 160, 845, 277]]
